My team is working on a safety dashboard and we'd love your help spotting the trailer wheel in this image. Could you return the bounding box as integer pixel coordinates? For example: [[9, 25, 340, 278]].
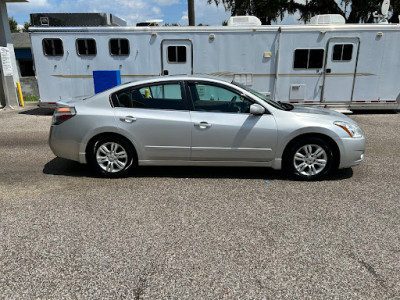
[[284, 137, 334, 180]]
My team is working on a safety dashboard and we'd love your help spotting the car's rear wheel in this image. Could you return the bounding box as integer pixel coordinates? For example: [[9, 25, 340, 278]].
[[284, 137, 334, 180], [89, 136, 135, 178]]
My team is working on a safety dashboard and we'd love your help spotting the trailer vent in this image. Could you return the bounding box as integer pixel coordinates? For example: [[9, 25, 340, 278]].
[[228, 16, 262, 26], [309, 14, 345, 25], [289, 84, 306, 101]]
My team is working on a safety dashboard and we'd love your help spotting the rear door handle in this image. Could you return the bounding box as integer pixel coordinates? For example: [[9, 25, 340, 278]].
[[120, 116, 136, 123], [194, 122, 212, 128]]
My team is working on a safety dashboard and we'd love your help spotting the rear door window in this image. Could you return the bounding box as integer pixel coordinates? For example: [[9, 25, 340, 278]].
[[111, 83, 187, 110]]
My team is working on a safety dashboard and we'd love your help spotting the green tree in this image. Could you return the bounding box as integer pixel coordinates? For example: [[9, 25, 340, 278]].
[[291, 0, 382, 23], [8, 17, 18, 33], [388, 0, 400, 23], [23, 22, 31, 32], [208, 0, 398, 24], [207, 0, 296, 25]]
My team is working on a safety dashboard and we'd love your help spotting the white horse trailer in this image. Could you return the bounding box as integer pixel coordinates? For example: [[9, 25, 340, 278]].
[[29, 18, 400, 111]]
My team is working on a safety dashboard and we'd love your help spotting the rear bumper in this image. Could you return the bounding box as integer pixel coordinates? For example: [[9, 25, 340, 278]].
[[49, 125, 81, 162], [39, 101, 57, 109]]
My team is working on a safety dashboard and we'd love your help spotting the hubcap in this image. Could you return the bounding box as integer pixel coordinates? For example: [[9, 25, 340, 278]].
[[293, 144, 328, 177], [96, 142, 128, 173]]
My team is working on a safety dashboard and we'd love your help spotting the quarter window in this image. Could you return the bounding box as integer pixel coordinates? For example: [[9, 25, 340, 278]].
[[110, 39, 130, 56], [76, 39, 97, 56], [332, 44, 353, 61], [111, 83, 186, 110], [42, 38, 64, 56], [167, 46, 187, 63], [189, 83, 253, 113], [294, 49, 324, 69]]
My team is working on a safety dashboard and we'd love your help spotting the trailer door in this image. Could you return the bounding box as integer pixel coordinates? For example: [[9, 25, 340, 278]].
[[322, 38, 359, 102], [161, 40, 193, 76]]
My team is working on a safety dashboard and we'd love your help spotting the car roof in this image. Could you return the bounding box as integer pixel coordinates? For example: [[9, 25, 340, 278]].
[[127, 75, 232, 87], [96, 75, 245, 97]]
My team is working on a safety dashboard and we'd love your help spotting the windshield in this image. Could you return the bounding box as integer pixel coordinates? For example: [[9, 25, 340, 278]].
[[232, 81, 289, 110]]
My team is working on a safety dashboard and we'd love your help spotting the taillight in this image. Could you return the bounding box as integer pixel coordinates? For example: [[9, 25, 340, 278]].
[[52, 107, 76, 125]]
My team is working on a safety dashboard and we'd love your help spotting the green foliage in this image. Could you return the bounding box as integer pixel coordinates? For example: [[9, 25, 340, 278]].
[[207, 0, 296, 24], [208, 0, 400, 24], [292, 0, 382, 23], [8, 17, 18, 33], [389, 0, 400, 23], [23, 22, 31, 32], [23, 96, 39, 102]]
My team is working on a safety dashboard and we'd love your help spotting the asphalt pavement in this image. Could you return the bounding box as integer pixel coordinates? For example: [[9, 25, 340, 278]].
[[0, 103, 399, 299]]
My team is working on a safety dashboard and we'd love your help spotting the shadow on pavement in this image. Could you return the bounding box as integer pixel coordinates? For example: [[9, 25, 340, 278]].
[[351, 110, 399, 115], [43, 157, 353, 181], [19, 107, 54, 116]]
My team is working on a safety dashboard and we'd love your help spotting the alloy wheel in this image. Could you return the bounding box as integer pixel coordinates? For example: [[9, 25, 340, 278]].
[[293, 144, 328, 177], [95, 142, 128, 173]]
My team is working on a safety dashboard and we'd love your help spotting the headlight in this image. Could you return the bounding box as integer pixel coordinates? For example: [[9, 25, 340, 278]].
[[334, 121, 364, 138]]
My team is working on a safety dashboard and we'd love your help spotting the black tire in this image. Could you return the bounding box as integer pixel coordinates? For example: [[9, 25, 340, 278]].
[[283, 137, 334, 181], [88, 136, 135, 178]]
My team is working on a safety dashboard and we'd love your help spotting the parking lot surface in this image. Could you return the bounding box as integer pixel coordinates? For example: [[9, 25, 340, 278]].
[[0, 104, 399, 299]]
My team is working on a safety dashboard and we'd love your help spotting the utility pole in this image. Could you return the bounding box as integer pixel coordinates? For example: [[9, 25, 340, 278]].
[[188, 0, 195, 26]]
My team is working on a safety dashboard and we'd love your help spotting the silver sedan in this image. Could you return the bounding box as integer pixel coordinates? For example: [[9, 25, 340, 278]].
[[49, 76, 365, 180]]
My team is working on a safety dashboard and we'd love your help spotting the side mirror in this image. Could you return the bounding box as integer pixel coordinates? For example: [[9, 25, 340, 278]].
[[250, 103, 265, 115]]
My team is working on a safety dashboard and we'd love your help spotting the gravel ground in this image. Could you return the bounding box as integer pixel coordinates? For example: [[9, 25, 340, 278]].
[[0, 103, 399, 299]]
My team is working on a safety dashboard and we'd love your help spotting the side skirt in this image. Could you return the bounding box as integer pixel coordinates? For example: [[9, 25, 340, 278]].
[[139, 159, 281, 169]]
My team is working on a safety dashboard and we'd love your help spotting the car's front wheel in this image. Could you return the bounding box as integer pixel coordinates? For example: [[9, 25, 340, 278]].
[[89, 136, 135, 178], [284, 137, 334, 180]]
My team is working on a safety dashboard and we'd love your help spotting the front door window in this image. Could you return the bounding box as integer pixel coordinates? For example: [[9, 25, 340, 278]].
[[189, 83, 253, 114]]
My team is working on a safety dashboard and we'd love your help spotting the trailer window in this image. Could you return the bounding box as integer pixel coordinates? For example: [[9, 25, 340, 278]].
[[76, 39, 97, 56], [167, 46, 186, 63], [332, 44, 353, 61], [294, 49, 324, 69], [42, 39, 64, 56], [110, 39, 130, 56]]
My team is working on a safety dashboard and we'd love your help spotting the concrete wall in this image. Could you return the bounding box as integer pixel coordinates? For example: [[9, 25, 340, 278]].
[[20, 77, 39, 97]]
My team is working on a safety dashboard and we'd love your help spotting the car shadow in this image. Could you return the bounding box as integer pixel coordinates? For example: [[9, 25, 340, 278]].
[[43, 157, 353, 181], [19, 107, 54, 116]]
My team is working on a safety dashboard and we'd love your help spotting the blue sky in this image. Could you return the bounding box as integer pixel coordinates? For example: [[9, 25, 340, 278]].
[[6, 0, 235, 26], [6, 0, 303, 26]]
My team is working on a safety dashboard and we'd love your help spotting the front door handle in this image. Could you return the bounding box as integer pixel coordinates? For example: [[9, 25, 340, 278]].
[[120, 116, 136, 123], [194, 122, 212, 129]]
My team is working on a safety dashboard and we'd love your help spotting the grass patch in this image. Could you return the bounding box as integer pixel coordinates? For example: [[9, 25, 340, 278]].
[[23, 96, 39, 102]]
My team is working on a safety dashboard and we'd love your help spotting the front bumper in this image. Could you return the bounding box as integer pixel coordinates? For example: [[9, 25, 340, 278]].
[[338, 136, 365, 169]]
